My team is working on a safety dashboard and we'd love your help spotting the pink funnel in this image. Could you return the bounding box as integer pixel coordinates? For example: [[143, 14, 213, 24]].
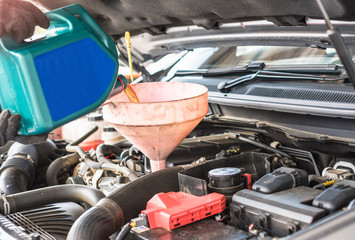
[[103, 82, 208, 172]]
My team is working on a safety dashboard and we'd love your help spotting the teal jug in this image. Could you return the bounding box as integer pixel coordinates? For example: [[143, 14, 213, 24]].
[[0, 4, 122, 135]]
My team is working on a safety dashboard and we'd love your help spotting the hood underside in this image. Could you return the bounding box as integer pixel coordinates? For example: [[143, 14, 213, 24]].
[[36, 0, 355, 39]]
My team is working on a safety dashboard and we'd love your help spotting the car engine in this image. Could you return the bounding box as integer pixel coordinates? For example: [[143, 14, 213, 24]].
[[0, 111, 354, 240]]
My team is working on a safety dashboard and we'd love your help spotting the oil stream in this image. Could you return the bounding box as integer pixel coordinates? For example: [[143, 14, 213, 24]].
[[124, 83, 140, 103]]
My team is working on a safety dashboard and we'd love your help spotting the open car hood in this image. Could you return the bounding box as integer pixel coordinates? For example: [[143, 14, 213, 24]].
[[34, 0, 355, 66], [37, 0, 355, 38]]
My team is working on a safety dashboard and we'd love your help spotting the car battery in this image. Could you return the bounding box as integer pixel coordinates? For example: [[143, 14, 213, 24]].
[[0, 4, 119, 135], [141, 191, 226, 230], [230, 186, 326, 237], [126, 219, 243, 240]]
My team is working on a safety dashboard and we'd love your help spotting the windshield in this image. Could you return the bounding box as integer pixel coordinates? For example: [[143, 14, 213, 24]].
[[159, 46, 352, 80], [197, 46, 345, 69]]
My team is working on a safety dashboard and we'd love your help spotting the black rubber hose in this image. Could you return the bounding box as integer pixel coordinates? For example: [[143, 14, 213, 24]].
[[83, 158, 102, 169], [0, 185, 105, 215], [95, 143, 138, 181], [7, 139, 57, 166], [0, 155, 36, 195], [238, 136, 298, 162], [7, 143, 38, 162], [116, 222, 132, 240], [46, 153, 80, 186], [0, 140, 57, 195], [67, 166, 186, 240], [96, 144, 123, 165], [110, 165, 185, 223], [0, 168, 28, 194], [0, 143, 38, 195]]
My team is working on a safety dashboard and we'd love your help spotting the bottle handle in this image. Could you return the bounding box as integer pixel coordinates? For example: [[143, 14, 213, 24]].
[[0, 4, 117, 58], [63, 4, 118, 58], [0, 7, 75, 50]]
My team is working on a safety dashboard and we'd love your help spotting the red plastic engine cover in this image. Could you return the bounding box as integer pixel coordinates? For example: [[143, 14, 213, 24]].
[[141, 191, 226, 230]]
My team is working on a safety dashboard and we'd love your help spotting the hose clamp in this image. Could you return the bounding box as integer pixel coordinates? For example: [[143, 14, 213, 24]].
[[1, 193, 10, 215]]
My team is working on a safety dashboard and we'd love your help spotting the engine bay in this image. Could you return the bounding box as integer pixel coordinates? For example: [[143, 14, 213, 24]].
[[0, 115, 354, 240], [2, 0, 355, 239]]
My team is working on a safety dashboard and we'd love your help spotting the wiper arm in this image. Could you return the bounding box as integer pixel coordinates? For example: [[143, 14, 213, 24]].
[[174, 61, 265, 77], [218, 70, 342, 93]]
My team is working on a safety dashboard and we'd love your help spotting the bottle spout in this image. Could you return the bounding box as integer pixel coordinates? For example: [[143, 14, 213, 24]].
[[108, 74, 128, 98]]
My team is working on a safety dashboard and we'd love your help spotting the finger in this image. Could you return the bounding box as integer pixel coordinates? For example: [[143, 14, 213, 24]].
[[14, 133, 48, 145], [20, 1, 50, 29], [0, 2, 8, 26], [22, 12, 37, 38], [3, 6, 21, 35], [0, 110, 10, 146], [0, 109, 10, 124], [11, 10, 31, 43], [12, 8, 39, 42], [5, 113, 21, 141]]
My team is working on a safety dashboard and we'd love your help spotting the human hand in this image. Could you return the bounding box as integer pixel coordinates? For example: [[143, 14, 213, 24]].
[[0, 0, 50, 42], [0, 109, 48, 148]]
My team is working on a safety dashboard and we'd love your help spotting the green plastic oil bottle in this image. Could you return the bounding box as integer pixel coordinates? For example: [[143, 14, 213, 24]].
[[0, 4, 123, 135]]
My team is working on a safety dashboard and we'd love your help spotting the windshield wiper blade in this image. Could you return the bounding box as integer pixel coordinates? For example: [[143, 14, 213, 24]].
[[217, 70, 343, 93], [174, 61, 265, 77], [175, 62, 340, 78], [267, 64, 339, 73]]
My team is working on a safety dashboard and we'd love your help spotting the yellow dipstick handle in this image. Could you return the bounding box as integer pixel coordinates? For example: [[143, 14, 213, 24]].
[[125, 31, 135, 83], [130, 221, 136, 228], [323, 180, 336, 187]]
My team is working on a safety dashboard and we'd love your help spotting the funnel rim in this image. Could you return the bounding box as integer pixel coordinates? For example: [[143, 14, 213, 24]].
[[107, 82, 208, 105], [103, 81, 208, 126], [104, 112, 206, 127]]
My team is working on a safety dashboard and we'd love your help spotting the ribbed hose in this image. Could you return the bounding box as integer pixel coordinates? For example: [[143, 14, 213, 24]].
[[0, 140, 57, 195], [46, 153, 80, 186], [0, 185, 105, 215], [67, 165, 186, 240], [0, 144, 38, 195], [0, 168, 28, 194]]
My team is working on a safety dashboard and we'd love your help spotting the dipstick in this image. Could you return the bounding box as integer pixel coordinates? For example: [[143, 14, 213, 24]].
[[125, 31, 135, 83]]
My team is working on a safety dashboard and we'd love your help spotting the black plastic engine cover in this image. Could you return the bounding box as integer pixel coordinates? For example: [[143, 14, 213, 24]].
[[313, 180, 355, 213], [178, 152, 272, 196], [252, 167, 308, 194], [230, 187, 325, 237], [0, 202, 84, 240]]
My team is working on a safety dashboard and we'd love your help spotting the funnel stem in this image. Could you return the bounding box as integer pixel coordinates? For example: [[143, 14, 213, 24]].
[[150, 159, 166, 172]]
